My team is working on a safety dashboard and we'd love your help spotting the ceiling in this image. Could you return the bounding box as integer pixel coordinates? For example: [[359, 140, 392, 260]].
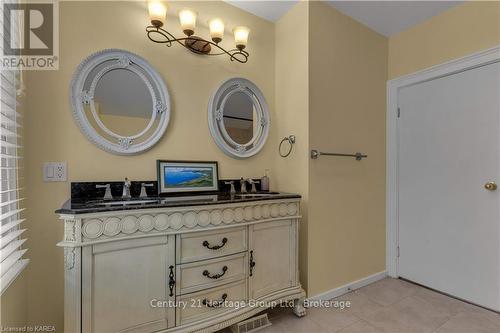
[[225, 1, 462, 37], [225, 1, 299, 22]]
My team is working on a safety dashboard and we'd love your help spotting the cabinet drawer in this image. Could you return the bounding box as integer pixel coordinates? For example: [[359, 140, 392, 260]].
[[178, 252, 248, 294], [178, 280, 247, 325], [177, 226, 247, 263]]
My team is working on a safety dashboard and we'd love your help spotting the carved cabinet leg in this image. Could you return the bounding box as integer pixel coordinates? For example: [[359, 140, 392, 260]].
[[293, 298, 307, 317]]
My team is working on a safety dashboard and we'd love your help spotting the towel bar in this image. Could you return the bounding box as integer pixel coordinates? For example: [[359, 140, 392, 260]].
[[310, 149, 367, 161]]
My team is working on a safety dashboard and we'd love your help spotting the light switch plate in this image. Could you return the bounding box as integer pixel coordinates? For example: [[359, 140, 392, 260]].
[[43, 162, 67, 182]]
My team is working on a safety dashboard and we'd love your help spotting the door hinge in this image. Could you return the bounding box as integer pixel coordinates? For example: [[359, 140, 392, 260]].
[[397, 246, 400, 258], [397, 107, 401, 118]]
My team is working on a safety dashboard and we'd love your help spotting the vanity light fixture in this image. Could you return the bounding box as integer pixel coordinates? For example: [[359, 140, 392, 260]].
[[179, 9, 197, 36], [146, 1, 250, 63]]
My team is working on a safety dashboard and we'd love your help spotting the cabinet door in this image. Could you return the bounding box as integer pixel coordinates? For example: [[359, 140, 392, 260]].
[[249, 220, 297, 299], [82, 236, 175, 333]]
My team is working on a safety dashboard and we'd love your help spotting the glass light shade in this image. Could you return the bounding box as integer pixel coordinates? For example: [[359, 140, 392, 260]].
[[179, 9, 197, 36], [208, 18, 224, 43], [233, 26, 250, 50], [148, 1, 167, 27]]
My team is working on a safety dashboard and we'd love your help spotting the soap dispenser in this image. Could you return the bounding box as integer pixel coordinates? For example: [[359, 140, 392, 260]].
[[261, 169, 270, 191]]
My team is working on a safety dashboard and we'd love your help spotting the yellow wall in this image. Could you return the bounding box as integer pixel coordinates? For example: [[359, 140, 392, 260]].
[[22, 1, 276, 329], [14, 0, 499, 328], [389, 1, 500, 79], [274, 1, 310, 290], [308, 1, 388, 296]]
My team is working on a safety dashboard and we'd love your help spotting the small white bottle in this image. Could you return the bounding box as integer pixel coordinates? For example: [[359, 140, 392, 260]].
[[261, 169, 270, 191]]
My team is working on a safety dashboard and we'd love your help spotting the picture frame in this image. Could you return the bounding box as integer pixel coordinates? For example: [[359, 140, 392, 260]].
[[157, 160, 219, 194]]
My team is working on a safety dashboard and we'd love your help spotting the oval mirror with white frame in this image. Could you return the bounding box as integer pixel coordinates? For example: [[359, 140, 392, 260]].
[[208, 78, 270, 159], [70, 49, 170, 155]]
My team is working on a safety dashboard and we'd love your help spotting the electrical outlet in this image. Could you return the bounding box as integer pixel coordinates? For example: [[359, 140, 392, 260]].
[[43, 162, 67, 182]]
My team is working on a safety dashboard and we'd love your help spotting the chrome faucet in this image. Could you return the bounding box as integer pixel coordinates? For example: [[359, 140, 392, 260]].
[[240, 178, 248, 193], [224, 180, 236, 194], [96, 184, 113, 200], [247, 179, 260, 193], [122, 178, 132, 199], [240, 178, 260, 193], [140, 183, 154, 198]]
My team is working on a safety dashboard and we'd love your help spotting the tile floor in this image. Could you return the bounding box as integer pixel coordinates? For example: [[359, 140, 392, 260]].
[[220, 278, 500, 333]]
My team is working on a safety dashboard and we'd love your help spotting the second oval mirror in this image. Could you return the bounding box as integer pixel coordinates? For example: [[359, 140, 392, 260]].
[[223, 91, 256, 144], [208, 78, 269, 159]]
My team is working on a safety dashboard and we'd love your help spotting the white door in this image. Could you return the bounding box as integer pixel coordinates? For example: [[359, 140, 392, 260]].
[[398, 62, 500, 311]]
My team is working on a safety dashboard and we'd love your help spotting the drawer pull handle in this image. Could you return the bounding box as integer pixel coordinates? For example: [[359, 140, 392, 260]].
[[203, 266, 228, 279], [202, 237, 228, 250], [202, 293, 228, 308], [168, 265, 175, 297], [249, 250, 256, 277]]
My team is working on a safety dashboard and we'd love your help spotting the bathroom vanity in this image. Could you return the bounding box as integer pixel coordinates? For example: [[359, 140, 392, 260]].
[[62, 47, 304, 332], [57, 192, 305, 333]]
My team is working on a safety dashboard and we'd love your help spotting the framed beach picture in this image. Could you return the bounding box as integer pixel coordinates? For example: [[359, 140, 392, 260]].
[[157, 160, 219, 194]]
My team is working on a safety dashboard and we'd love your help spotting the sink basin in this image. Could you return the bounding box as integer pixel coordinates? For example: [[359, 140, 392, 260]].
[[95, 199, 157, 206], [235, 192, 280, 197]]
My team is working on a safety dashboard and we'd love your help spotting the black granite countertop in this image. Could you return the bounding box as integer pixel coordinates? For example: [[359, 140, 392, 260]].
[[55, 192, 301, 215]]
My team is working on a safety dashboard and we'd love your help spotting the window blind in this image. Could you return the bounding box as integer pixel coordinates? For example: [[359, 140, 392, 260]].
[[0, 4, 28, 295]]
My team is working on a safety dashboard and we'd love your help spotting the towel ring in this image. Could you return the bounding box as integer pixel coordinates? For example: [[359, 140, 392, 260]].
[[279, 135, 296, 158]]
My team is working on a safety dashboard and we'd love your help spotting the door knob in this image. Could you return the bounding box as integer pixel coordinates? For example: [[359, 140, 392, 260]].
[[484, 182, 497, 191]]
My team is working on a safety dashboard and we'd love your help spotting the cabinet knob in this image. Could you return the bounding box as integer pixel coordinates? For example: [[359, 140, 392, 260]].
[[485, 182, 497, 191]]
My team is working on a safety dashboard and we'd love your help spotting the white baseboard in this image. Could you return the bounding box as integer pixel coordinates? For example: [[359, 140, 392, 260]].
[[307, 271, 387, 301]]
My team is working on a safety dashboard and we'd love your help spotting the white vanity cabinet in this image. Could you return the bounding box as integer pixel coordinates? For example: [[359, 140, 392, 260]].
[[249, 220, 297, 300], [58, 198, 305, 333], [82, 236, 176, 332]]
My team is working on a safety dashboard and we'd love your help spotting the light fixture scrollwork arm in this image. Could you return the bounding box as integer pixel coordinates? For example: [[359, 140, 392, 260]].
[[146, 1, 250, 63], [146, 26, 249, 63]]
